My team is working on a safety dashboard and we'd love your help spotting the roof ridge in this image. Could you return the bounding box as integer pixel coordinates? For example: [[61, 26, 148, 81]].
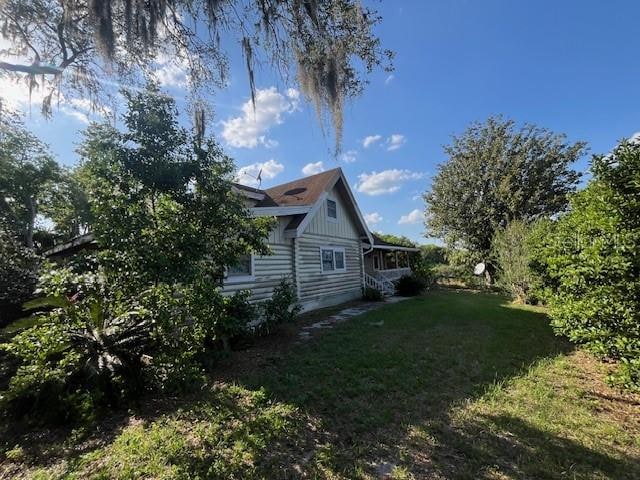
[[264, 167, 342, 192]]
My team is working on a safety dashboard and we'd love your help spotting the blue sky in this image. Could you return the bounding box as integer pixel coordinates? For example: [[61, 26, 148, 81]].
[[6, 0, 640, 244]]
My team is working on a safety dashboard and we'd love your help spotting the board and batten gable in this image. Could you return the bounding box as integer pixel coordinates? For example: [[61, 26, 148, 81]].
[[296, 181, 365, 311], [222, 216, 294, 302]]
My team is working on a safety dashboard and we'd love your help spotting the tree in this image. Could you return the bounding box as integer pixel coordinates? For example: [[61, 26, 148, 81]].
[[0, 0, 392, 150], [80, 82, 273, 288], [420, 244, 447, 265], [532, 138, 640, 391], [425, 116, 585, 282], [373, 232, 416, 248], [0, 223, 40, 324], [0, 112, 62, 248], [40, 167, 92, 241]]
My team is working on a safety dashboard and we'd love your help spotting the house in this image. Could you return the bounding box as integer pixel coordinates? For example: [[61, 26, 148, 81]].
[[228, 168, 419, 311], [44, 168, 419, 312]]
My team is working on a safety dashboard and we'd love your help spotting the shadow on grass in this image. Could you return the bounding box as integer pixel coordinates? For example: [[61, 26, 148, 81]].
[[418, 413, 640, 479], [214, 289, 584, 477]]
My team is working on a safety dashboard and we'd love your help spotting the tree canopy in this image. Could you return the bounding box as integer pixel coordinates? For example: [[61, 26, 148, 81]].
[[425, 116, 585, 261], [80, 82, 273, 288], [373, 232, 417, 248], [0, 0, 393, 151], [0, 111, 62, 248]]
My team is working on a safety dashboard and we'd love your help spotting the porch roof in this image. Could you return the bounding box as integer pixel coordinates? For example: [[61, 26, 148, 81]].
[[364, 233, 420, 252]]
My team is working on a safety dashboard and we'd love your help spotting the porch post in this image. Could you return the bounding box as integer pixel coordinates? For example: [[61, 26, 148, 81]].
[[394, 250, 398, 269]]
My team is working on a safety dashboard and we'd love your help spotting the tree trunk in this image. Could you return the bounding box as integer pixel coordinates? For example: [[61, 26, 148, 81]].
[[484, 263, 495, 287], [25, 196, 36, 249]]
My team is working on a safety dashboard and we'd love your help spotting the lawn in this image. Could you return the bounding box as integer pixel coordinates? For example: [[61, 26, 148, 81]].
[[1, 289, 639, 479]]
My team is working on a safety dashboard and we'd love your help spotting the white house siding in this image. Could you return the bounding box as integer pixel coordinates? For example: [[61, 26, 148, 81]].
[[305, 187, 360, 238], [296, 234, 363, 311], [222, 217, 294, 302], [296, 185, 364, 311]]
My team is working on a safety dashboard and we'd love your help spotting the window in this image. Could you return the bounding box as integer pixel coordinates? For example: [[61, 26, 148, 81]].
[[320, 247, 347, 273], [321, 249, 335, 272], [226, 254, 254, 281], [327, 199, 337, 220]]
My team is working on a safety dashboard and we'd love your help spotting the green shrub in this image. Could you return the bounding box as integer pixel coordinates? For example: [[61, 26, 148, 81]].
[[395, 274, 427, 296], [1, 267, 152, 422], [491, 220, 545, 304], [363, 287, 384, 301], [532, 138, 640, 391], [259, 279, 300, 334]]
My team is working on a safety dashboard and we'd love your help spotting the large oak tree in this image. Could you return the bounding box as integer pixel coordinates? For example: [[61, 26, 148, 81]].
[[0, 0, 393, 151]]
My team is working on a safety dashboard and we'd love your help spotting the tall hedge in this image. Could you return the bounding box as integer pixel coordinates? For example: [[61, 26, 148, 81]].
[[533, 138, 640, 390]]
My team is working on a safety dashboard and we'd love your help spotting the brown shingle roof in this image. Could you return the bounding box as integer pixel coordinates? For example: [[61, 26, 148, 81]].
[[257, 168, 341, 207]]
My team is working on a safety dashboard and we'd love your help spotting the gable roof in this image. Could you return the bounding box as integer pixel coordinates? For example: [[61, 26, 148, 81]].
[[256, 169, 340, 207], [238, 167, 371, 242]]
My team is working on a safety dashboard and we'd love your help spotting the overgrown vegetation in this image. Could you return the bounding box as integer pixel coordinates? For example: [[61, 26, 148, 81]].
[[395, 274, 427, 296], [2, 290, 638, 479], [0, 84, 301, 422], [259, 280, 301, 335], [532, 138, 640, 391]]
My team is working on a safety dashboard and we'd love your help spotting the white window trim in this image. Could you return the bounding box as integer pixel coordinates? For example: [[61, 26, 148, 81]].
[[225, 254, 256, 284], [326, 198, 338, 223], [320, 246, 347, 274]]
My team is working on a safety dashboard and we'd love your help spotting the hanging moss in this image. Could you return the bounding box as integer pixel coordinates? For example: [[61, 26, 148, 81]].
[[2, 0, 393, 150]]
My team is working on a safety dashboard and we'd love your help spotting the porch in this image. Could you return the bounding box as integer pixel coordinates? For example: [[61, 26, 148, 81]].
[[362, 234, 420, 296]]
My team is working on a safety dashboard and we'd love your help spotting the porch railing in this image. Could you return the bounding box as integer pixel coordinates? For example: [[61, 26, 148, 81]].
[[374, 267, 411, 282], [364, 273, 395, 297]]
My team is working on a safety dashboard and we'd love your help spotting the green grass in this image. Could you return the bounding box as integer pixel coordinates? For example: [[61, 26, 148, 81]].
[[2, 289, 639, 479]]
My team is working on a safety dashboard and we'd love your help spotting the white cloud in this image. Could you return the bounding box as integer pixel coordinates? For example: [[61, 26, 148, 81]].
[[363, 134, 382, 148], [385, 74, 395, 86], [222, 87, 300, 148], [356, 169, 426, 196], [152, 47, 190, 89], [236, 159, 284, 187], [340, 149, 357, 163], [302, 161, 325, 175], [387, 134, 407, 151], [364, 212, 383, 226], [398, 209, 424, 225], [154, 62, 188, 88]]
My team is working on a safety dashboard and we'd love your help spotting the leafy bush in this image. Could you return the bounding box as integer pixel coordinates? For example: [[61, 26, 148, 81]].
[[395, 274, 427, 297], [259, 279, 300, 334], [363, 286, 384, 301], [532, 139, 640, 391]]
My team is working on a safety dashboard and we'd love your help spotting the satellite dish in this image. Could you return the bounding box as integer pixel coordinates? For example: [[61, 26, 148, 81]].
[[473, 262, 486, 276]]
